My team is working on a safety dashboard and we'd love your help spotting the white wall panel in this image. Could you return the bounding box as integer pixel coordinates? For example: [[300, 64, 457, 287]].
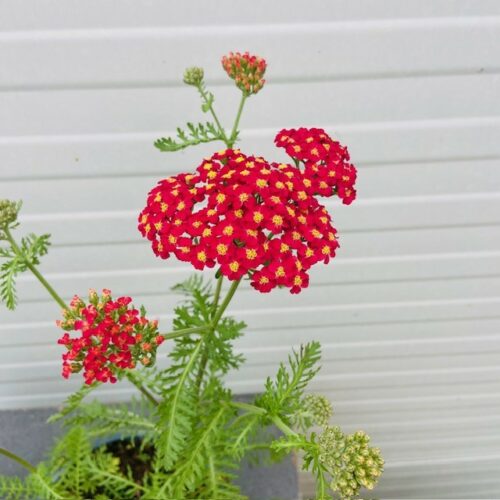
[[1, 1, 499, 498]]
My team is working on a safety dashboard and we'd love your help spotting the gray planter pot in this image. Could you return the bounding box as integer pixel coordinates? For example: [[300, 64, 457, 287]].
[[0, 407, 299, 500]]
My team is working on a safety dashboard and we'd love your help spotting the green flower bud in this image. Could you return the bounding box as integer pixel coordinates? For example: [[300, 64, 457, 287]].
[[318, 425, 384, 499], [303, 394, 333, 426], [0, 199, 21, 229], [183, 66, 204, 86]]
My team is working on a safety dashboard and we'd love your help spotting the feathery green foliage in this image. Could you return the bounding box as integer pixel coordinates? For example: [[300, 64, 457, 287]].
[[48, 382, 101, 423], [63, 398, 157, 439], [154, 122, 224, 152], [0, 277, 382, 499], [0, 232, 51, 310], [257, 341, 322, 421]]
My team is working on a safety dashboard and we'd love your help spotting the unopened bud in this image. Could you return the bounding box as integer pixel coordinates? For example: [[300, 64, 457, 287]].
[[183, 66, 204, 86], [0, 199, 20, 229]]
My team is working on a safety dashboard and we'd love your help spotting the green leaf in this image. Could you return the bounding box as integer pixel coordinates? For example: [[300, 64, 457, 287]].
[[156, 340, 203, 470], [20, 233, 51, 265], [201, 92, 214, 113], [0, 257, 21, 310], [0, 233, 51, 310], [48, 382, 101, 423], [154, 121, 224, 152], [257, 341, 322, 419], [63, 399, 156, 440]]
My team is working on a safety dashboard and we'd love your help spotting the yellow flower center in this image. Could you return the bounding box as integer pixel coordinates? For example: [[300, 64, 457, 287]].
[[245, 248, 257, 260], [272, 215, 283, 227], [253, 212, 264, 223], [217, 244, 228, 255], [275, 266, 286, 278]]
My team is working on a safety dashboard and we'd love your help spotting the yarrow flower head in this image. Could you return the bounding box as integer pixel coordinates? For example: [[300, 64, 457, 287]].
[[56, 289, 162, 385], [222, 51, 266, 95], [275, 127, 357, 204], [0, 199, 21, 230], [318, 426, 384, 498], [138, 128, 357, 294]]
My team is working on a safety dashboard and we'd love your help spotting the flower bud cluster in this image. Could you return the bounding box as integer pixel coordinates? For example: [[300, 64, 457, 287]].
[[303, 394, 333, 426], [318, 426, 384, 498], [0, 199, 20, 229], [221, 51, 266, 95], [57, 289, 163, 384], [183, 66, 204, 87]]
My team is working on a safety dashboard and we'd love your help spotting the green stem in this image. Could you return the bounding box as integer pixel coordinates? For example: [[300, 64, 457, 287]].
[[211, 273, 224, 318], [195, 277, 240, 394], [230, 401, 298, 437], [211, 278, 241, 327], [4, 227, 69, 312], [125, 372, 158, 407], [231, 401, 266, 415], [228, 93, 247, 148], [0, 447, 37, 474], [161, 325, 209, 340], [197, 84, 227, 142], [271, 415, 298, 437]]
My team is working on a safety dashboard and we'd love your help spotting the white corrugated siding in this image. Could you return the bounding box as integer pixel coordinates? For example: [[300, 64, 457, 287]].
[[1, 1, 500, 497]]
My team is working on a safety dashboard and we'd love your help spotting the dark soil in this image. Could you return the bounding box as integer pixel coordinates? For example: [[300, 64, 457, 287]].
[[88, 437, 154, 498], [103, 437, 154, 484]]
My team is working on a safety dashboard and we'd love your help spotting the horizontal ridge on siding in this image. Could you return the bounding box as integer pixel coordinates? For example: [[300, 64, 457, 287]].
[[1, 17, 499, 91]]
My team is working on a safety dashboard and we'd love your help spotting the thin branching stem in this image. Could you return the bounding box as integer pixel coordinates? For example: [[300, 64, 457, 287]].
[[211, 274, 224, 318], [195, 278, 241, 395], [196, 84, 227, 142], [125, 372, 159, 407], [0, 448, 37, 474], [228, 93, 247, 148], [4, 227, 69, 312]]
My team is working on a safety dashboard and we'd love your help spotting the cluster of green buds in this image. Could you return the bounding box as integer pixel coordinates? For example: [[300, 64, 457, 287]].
[[183, 66, 205, 87], [303, 394, 333, 426], [221, 51, 267, 95], [318, 426, 384, 498], [0, 199, 21, 234]]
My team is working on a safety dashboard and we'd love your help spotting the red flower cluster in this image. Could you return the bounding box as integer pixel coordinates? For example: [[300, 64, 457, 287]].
[[275, 128, 357, 204], [57, 290, 163, 384], [222, 51, 266, 95], [139, 128, 356, 293]]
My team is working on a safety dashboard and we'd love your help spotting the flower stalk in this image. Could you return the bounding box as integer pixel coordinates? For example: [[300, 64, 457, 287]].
[[3, 226, 69, 312]]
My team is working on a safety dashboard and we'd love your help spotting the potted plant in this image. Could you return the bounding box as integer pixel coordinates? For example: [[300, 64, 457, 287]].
[[0, 51, 383, 500]]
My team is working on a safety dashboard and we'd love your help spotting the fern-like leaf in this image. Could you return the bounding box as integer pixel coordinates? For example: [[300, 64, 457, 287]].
[[156, 340, 202, 470], [154, 122, 223, 152], [63, 399, 156, 440], [257, 341, 322, 418], [0, 475, 36, 500], [48, 382, 100, 423], [0, 256, 20, 310], [47, 426, 93, 497], [85, 449, 146, 499]]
